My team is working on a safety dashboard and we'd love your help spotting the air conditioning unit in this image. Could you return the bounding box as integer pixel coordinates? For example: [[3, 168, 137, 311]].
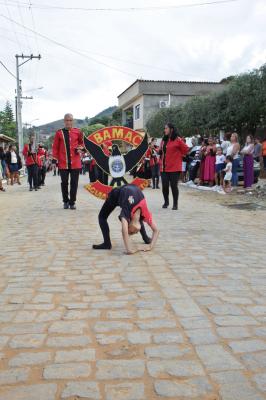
[[159, 100, 169, 109]]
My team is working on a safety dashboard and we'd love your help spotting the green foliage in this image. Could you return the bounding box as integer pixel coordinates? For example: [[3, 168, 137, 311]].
[[83, 123, 105, 136], [0, 101, 16, 139], [146, 64, 266, 140]]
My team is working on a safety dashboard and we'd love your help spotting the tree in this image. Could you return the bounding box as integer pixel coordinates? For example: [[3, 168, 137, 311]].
[[146, 63, 266, 141], [83, 123, 105, 136], [0, 101, 16, 140]]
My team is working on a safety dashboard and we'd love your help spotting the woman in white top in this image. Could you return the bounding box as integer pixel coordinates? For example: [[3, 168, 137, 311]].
[[241, 135, 254, 189], [221, 132, 231, 156], [6, 145, 21, 185], [226, 132, 240, 187]]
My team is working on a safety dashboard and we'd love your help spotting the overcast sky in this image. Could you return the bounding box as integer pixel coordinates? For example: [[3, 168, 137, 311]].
[[0, 0, 266, 126]]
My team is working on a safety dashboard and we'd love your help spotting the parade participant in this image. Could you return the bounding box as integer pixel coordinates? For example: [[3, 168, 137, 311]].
[[159, 123, 189, 210], [147, 138, 160, 189], [23, 134, 39, 191], [92, 184, 158, 254], [37, 143, 48, 186], [52, 113, 84, 209]]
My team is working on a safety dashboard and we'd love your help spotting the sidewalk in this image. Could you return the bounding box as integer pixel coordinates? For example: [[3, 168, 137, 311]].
[[0, 174, 265, 399]]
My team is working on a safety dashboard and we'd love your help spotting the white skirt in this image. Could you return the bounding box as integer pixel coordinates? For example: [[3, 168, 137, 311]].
[[224, 172, 232, 181]]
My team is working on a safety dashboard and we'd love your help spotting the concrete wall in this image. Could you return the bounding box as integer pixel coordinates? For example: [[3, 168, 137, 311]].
[[132, 96, 144, 131], [143, 94, 190, 128], [118, 80, 227, 130], [118, 81, 140, 109]]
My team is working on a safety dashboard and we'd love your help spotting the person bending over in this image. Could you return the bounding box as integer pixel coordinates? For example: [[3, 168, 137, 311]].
[[93, 184, 159, 255]]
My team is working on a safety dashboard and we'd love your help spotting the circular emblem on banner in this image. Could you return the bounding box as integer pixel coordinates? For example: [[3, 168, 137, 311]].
[[111, 159, 124, 174]]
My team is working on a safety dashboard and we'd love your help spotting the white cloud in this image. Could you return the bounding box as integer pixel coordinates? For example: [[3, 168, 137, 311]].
[[0, 0, 265, 126]]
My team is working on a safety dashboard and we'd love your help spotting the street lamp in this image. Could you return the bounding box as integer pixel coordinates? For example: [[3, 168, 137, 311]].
[[24, 87, 44, 93]]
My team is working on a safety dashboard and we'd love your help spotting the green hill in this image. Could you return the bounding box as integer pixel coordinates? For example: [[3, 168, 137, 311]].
[[36, 106, 118, 136]]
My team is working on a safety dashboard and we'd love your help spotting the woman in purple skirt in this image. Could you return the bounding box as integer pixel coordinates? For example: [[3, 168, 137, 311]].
[[241, 135, 254, 189]]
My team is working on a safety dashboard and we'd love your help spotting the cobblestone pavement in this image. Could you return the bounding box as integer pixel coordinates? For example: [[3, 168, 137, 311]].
[[0, 174, 266, 400]]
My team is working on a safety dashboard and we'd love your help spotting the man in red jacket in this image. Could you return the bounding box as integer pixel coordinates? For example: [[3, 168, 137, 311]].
[[52, 113, 84, 209]]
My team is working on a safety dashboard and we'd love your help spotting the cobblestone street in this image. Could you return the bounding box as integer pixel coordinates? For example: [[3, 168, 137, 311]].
[[0, 173, 266, 400]]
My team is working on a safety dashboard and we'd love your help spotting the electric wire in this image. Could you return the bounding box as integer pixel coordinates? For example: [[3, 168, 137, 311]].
[[0, 60, 16, 79], [1, 0, 240, 12], [0, 13, 139, 78]]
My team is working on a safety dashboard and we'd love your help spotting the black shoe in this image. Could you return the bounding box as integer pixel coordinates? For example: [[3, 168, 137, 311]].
[[29, 187, 33, 191], [37, 186, 41, 189], [93, 243, 112, 250], [63, 202, 69, 209], [162, 203, 169, 208], [35, 188, 38, 191], [172, 205, 178, 210], [156, 186, 160, 189], [69, 204, 76, 210]]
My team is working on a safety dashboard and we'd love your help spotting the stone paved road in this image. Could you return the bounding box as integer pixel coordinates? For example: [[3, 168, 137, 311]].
[[0, 174, 266, 400]]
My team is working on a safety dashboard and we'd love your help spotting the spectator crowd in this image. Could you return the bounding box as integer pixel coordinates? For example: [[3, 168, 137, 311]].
[[1, 123, 266, 206]]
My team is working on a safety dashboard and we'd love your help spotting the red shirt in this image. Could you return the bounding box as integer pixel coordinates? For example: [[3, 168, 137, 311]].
[[52, 128, 84, 170], [37, 148, 47, 167], [131, 198, 152, 226], [22, 144, 38, 166], [146, 146, 159, 167], [160, 137, 189, 172]]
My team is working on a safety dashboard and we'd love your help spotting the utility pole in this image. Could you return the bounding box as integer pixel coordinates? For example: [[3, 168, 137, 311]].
[[16, 54, 41, 157]]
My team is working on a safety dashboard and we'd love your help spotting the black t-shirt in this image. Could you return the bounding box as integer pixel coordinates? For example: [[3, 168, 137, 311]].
[[108, 184, 144, 223]]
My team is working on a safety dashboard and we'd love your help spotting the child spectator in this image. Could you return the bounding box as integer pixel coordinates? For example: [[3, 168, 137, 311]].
[[223, 155, 233, 193], [215, 147, 226, 188]]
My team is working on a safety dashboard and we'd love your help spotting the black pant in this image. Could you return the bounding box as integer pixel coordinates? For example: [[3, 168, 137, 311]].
[[98, 190, 151, 246], [161, 171, 180, 207], [27, 164, 38, 189], [89, 165, 97, 183], [189, 163, 200, 182], [60, 169, 80, 205], [96, 166, 108, 185], [151, 164, 160, 188], [40, 166, 46, 185]]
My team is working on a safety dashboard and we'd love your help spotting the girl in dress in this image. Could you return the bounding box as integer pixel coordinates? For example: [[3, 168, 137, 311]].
[[203, 137, 216, 186], [241, 135, 254, 189], [223, 155, 233, 193]]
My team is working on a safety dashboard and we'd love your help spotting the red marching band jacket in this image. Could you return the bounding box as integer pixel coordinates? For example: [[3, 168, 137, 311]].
[[37, 147, 47, 167], [52, 128, 84, 169], [22, 144, 38, 166], [146, 146, 159, 167], [160, 137, 189, 172]]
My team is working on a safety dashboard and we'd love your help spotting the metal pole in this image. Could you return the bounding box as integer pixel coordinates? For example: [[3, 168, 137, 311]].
[[16, 55, 23, 158]]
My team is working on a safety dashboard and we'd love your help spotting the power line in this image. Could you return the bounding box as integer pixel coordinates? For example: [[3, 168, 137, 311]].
[[0, 13, 138, 78], [0, 18, 200, 79], [17, 1, 31, 52], [1, 0, 240, 12], [28, 0, 39, 50], [3, 0, 22, 51], [0, 60, 16, 79], [28, 0, 40, 89]]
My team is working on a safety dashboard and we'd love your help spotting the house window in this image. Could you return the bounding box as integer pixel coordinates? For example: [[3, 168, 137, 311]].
[[135, 104, 140, 120]]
